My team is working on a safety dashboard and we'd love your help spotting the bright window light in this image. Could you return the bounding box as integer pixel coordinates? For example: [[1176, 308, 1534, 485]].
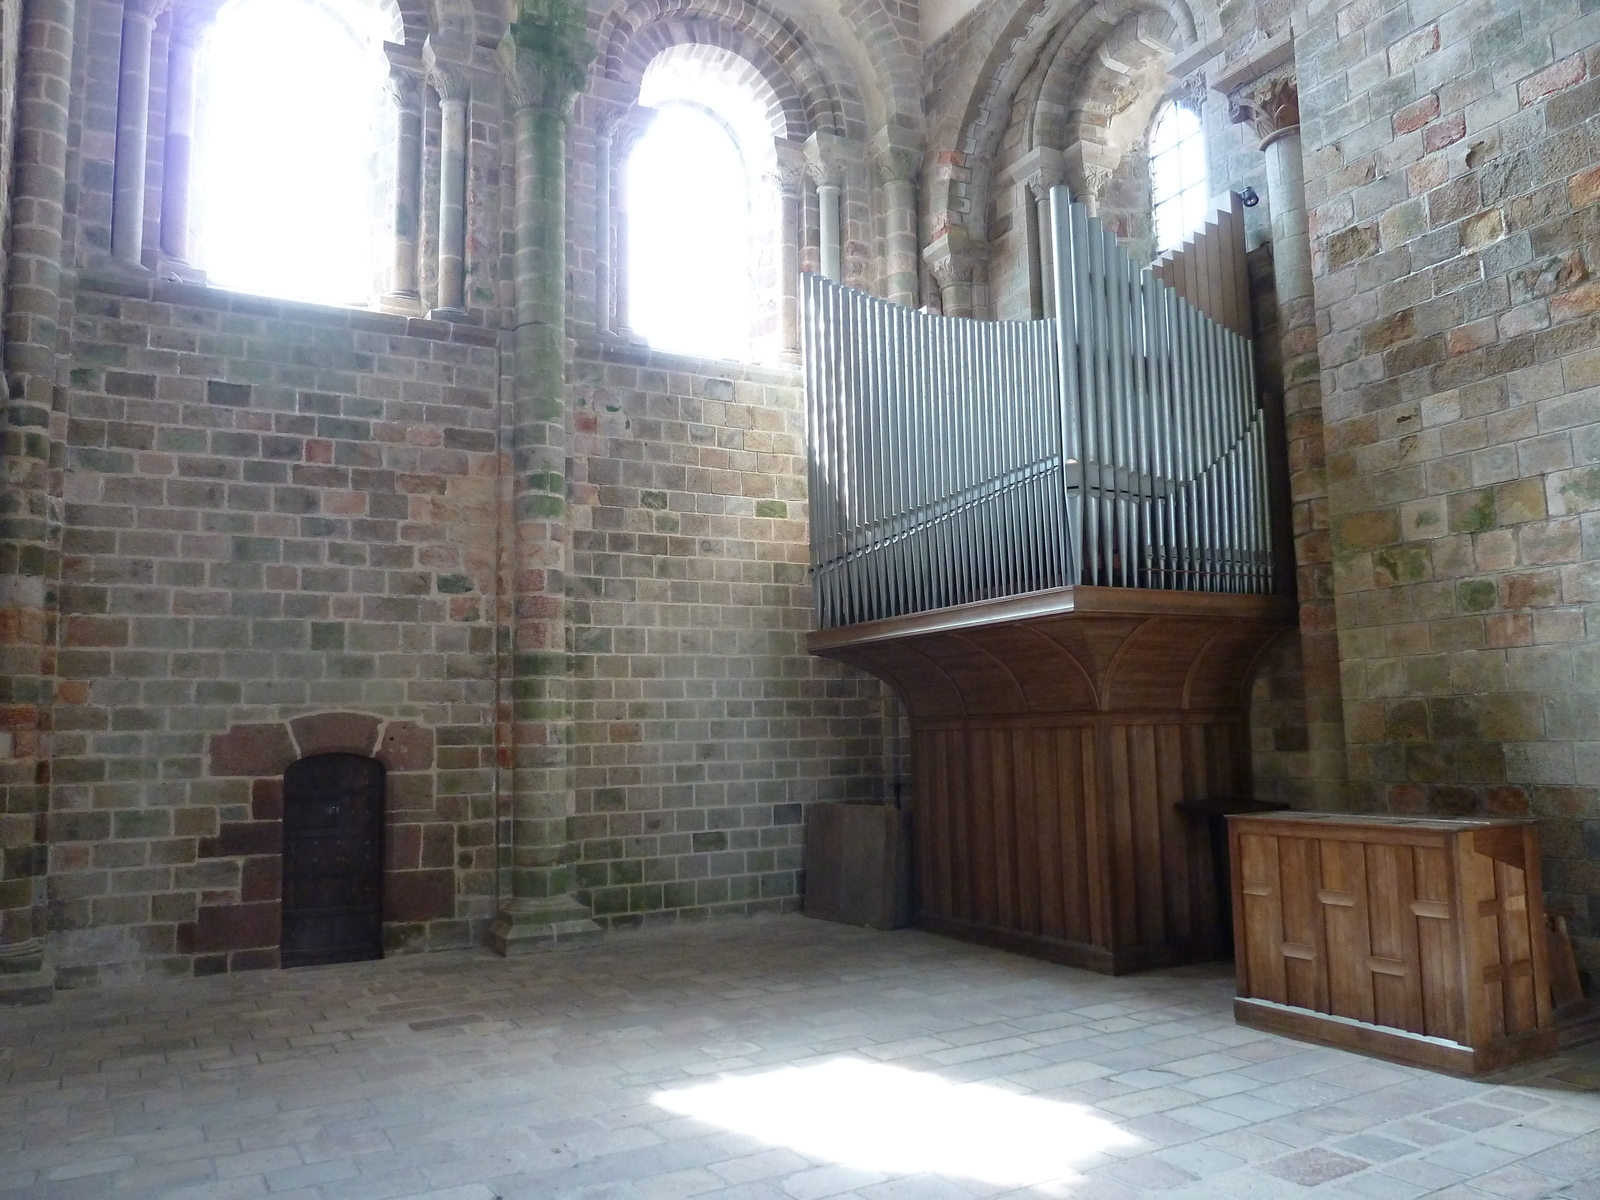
[[653, 1058, 1141, 1187], [195, 0, 394, 307], [1151, 102, 1208, 253], [627, 103, 754, 361]]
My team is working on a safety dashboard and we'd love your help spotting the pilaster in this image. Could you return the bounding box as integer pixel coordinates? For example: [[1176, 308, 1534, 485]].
[[1215, 37, 1347, 808], [1, 0, 79, 1006], [489, 0, 600, 954], [871, 129, 921, 307]]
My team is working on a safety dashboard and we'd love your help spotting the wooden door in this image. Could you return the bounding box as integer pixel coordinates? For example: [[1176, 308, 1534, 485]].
[[281, 754, 385, 968]]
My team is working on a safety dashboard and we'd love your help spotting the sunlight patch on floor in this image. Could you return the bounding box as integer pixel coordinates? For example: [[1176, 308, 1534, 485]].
[[654, 1057, 1142, 1187]]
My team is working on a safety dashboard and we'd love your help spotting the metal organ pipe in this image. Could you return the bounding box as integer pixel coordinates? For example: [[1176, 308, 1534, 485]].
[[802, 186, 1276, 628]]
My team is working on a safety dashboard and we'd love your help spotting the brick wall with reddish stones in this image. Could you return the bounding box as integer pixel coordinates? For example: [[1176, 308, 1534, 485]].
[[565, 341, 893, 926], [1301, 0, 1600, 969], [47, 274, 501, 986]]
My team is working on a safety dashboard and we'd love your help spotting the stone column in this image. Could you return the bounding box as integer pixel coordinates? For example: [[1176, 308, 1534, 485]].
[[593, 107, 621, 334], [112, 0, 165, 266], [805, 132, 843, 283], [1, 0, 77, 1006], [922, 227, 973, 318], [385, 50, 424, 304], [159, 6, 201, 264], [426, 47, 469, 318], [1227, 67, 1347, 808], [489, 0, 599, 954], [774, 141, 804, 353], [1014, 147, 1063, 320], [872, 131, 920, 307]]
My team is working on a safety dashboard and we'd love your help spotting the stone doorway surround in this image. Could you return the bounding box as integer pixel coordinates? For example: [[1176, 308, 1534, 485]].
[[197, 712, 452, 973]]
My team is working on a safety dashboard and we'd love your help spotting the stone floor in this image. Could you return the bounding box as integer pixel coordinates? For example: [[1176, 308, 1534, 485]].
[[2, 916, 1599, 1200]]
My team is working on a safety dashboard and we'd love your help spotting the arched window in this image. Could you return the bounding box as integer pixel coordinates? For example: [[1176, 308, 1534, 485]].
[[625, 49, 781, 362], [1149, 102, 1207, 253], [194, 0, 397, 307]]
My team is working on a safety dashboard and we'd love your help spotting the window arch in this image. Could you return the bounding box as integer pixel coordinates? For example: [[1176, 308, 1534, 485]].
[[1149, 101, 1207, 254], [193, 0, 398, 307], [623, 47, 783, 363]]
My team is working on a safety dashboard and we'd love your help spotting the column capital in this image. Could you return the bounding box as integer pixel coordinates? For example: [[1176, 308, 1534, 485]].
[[1062, 140, 1118, 212], [498, 0, 595, 115], [1229, 75, 1300, 148], [168, 0, 221, 43], [922, 226, 972, 288], [423, 38, 470, 103], [123, 0, 172, 23], [1211, 30, 1300, 149], [805, 130, 858, 189], [772, 139, 807, 198], [870, 128, 922, 187], [1010, 145, 1065, 203], [385, 42, 424, 105]]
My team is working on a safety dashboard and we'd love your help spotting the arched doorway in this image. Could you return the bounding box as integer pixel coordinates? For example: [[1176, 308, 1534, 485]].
[[281, 753, 386, 967]]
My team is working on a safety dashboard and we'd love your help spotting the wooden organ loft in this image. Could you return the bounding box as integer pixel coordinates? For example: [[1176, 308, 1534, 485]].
[[803, 190, 1296, 973]]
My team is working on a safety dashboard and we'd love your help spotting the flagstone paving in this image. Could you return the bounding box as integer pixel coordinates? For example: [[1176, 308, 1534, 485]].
[[2, 916, 1598, 1199]]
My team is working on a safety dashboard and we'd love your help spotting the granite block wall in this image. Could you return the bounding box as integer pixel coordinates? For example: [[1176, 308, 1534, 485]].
[[1300, 0, 1600, 968], [565, 341, 893, 927], [48, 274, 502, 984]]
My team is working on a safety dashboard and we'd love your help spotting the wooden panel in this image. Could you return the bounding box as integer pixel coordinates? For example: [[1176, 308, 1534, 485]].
[[1278, 837, 1324, 1012], [1108, 724, 1139, 949], [1494, 857, 1538, 1036], [1131, 724, 1165, 946], [1319, 837, 1374, 1024], [1231, 812, 1556, 1073], [812, 588, 1292, 975], [1365, 842, 1425, 1034], [1413, 845, 1462, 1041], [1151, 194, 1252, 338], [1237, 832, 1287, 1003], [1014, 728, 1041, 935], [1156, 724, 1193, 945]]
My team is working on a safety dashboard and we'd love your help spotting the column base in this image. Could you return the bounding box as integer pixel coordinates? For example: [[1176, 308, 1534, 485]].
[[378, 291, 422, 315], [428, 306, 470, 322], [141, 249, 206, 284], [487, 895, 601, 956]]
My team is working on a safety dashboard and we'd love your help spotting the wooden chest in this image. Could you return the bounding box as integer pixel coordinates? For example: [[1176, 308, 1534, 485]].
[[1228, 812, 1555, 1074]]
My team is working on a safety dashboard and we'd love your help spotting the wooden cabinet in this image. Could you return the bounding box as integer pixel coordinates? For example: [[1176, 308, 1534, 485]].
[[1228, 812, 1555, 1074], [809, 586, 1294, 973]]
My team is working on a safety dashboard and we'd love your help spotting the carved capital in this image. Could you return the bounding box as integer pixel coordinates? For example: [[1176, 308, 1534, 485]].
[[921, 227, 972, 288], [423, 37, 471, 103], [499, 0, 595, 114], [385, 43, 424, 108], [1212, 31, 1299, 149], [1080, 165, 1113, 209], [772, 140, 807, 198], [1011, 146, 1065, 203], [124, 0, 173, 22], [870, 128, 922, 187], [606, 105, 656, 157], [1175, 71, 1207, 116], [1062, 140, 1119, 209], [168, 0, 222, 44], [594, 102, 628, 146], [805, 130, 858, 189], [1229, 74, 1299, 147]]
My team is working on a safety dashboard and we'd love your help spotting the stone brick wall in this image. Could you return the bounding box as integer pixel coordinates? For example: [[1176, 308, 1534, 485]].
[[48, 274, 501, 985], [565, 340, 893, 927], [1299, 0, 1600, 969]]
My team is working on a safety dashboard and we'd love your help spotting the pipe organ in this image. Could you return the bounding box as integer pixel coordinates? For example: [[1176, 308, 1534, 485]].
[[806, 189, 1274, 630], [804, 188, 1295, 973]]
